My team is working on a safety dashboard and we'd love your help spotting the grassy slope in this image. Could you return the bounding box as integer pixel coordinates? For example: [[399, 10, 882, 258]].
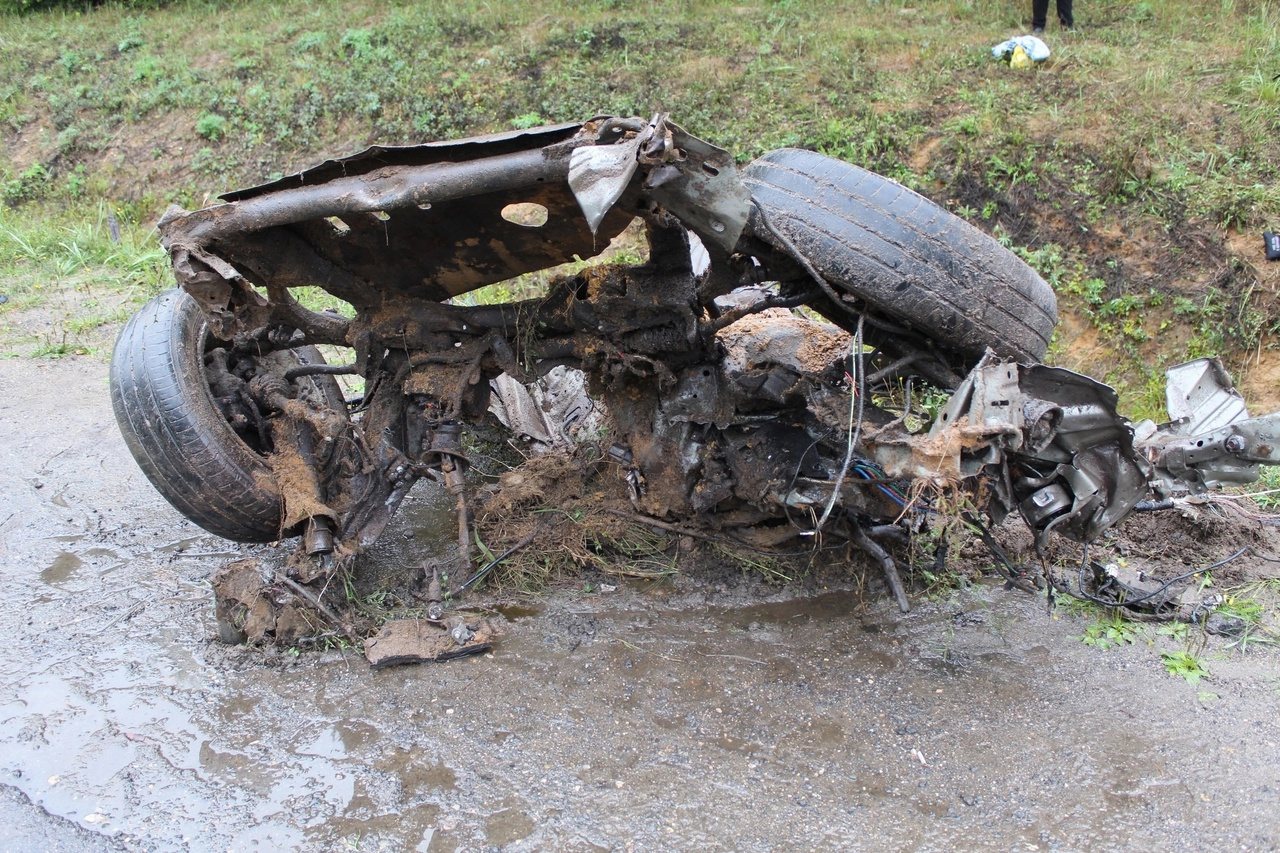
[[1, 0, 1278, 417]]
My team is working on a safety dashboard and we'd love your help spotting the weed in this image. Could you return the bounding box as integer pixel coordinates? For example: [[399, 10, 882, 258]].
[[1216, 593, 1265, 628], [195, 113, 228, 141], [1216, 578, 1280, 650], [1251, 467, 1280, 511], [511, 112, 545, 129], [1160, 650, 1209, 685], [1081, 613, 1139, 650], [3, 163, 50, 205], [31, 332, 88, 358]]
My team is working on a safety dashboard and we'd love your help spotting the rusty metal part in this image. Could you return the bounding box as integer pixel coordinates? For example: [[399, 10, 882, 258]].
[[284, 363, 358, 381], [303, 517, 335, 556], [161, 123, 636, 324], [426, 422, 473, 570], [644, 118, 751, 253]]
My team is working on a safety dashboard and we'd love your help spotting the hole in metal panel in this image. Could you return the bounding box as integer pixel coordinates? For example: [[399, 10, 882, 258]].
[[500, 202, 549, 228]]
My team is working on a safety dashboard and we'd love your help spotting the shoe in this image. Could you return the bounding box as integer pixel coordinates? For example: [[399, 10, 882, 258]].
[[1032, 26, 1045, 34]]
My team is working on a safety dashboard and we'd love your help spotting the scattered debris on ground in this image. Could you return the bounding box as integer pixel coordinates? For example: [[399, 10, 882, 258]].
[[364, 616, 499, 668]]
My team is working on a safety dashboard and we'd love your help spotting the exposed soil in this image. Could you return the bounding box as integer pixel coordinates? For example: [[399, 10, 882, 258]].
[[933, 142, 1280, 411], [2, 358, 1280, 850]]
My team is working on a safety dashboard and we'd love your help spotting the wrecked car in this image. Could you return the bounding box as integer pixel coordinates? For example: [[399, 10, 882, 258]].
[[109, 114, 1280, 623]]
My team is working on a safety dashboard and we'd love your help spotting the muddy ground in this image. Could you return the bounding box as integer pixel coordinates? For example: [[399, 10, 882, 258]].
[[2, 358, 1280, 851]]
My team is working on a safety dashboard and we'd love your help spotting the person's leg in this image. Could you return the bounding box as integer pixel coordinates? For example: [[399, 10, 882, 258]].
[[1057, 0, 1074, 27], [1031, 0, 1049, 30]]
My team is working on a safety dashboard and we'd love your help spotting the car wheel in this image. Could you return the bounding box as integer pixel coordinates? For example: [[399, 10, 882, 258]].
[[743, 148, 1057, 363], [110, 289, 346, 542]]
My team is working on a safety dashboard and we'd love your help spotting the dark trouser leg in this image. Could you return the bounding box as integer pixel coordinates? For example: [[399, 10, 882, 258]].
[[1058, 0, 1074, 27], [1031, 0, 1048, 28]]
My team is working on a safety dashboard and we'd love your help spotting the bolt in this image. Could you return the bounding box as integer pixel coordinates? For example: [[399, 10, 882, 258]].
[[1225, 434, 1246, 454]]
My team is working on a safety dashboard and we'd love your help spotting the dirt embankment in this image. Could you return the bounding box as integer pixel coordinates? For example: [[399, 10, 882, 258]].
[[921, 138, 1280, 413]]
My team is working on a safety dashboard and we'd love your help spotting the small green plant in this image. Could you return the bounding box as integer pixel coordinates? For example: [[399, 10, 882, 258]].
[[1250, 466, 1280, 510], [132, 55, 163, 82], [195, 112, 228, 141], [1081, 614, 1139, 650], [31, 332, 87, 358], [1155, 621, 1190, 643], [3, 163, 50, 205], [1216, 593, 1265, 627], [1160, 650, 1208, 685], [511, 112, 545, 129]]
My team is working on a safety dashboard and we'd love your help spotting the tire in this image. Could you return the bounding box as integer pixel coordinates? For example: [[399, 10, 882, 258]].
[[743, 148, 1057, 362], [110, 289, 344, 542]]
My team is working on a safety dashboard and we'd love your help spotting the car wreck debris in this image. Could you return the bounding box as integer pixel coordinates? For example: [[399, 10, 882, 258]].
[[364, 617, 499, 669], [109, 113, 1280, 640]]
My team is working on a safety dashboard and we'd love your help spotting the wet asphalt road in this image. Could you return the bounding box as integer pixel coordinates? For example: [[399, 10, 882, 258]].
[[1, 359, 1279, 851]]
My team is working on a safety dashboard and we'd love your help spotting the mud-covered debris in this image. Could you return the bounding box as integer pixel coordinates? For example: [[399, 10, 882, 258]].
[[117, 112, 1280, 622], [212, 559, 277, 644], [211, 558, 326, 645], [364, 616, 500, 668]]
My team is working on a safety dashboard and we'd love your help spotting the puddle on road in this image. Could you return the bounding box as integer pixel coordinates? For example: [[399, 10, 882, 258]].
[[40, 551, 82, 585]]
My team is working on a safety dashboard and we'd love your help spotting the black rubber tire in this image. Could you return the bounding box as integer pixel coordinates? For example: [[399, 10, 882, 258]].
[[743, 148, 1057, 362], [110, 289, 343, 542]]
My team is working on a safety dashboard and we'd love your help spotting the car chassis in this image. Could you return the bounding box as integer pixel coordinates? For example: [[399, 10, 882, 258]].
[[111, 114, 1280, 615]]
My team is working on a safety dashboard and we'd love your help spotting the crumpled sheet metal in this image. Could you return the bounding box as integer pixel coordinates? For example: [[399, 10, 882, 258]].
[[863, 359, 1150, 542], [489, 366, 605, 451], [867, 359, 1029, 482], [161, 121, 636, 308], [1163, 357, 1248, 436], [566, 114, 751, 253]]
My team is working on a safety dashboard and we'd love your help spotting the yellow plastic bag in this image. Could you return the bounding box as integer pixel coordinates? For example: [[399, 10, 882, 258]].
[[1010, 44, 1033, 69]]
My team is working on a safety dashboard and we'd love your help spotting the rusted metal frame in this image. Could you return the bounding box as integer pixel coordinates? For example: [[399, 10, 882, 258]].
[[165, 147, 575, 247], [334, 361, 417, 551], [361, 289, 580, 345], [699, 293, 813, 338], [224, 226, 378, 309], [263, 281, 351, 346], [248, 375, 348, 546]]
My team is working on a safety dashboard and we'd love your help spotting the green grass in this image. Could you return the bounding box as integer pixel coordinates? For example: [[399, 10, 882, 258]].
[[0, 200, 168, 354], [1160, 649, 1209, 685]]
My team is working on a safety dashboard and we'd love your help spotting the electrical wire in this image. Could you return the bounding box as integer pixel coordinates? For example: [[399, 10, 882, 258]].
[[964, 512, 1039, 594], [815, 314, 865, 531], [852, 463, 908, 507], [1074, 543, 1250, 609]]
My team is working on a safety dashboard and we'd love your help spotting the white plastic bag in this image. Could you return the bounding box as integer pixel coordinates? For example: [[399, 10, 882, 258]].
[[991, 35, 1051, 63]]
